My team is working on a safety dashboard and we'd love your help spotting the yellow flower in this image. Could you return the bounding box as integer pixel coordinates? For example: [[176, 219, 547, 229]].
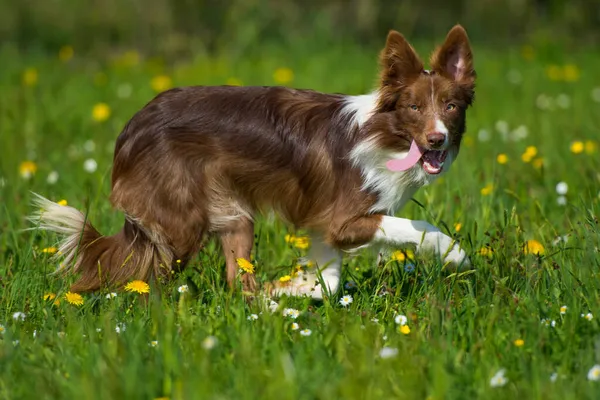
[[532, 158, 544, 169], [399, 325, 411, 335], [521, 146, 538, 163], [57, 199, 68, 206], [236, 258, 255, 274], [58, 45, 74, 62], [570, 141, 584, 154], [293, 236, 310, 250], [42, 247, 58, 254], [124, 280, 150, 294], [478, 247, 494, 257], [545, 65, 562, 81], [64, 291, 84, 306], [480, 184, 493, 196], [563, 64, 580, 82], [391, 250, 415, 262], [524, 239, 545, 255], [279, 275, 291, 283], [514, 339, 525, 347], [19, 161, 37, 179], [521, 45, 535, 61], [151, 75, 173, 93], [496, 154, 508, 164], [585, 140, 597, 154], [273, 67, 294, 85], [454, 223, 462, 232], [22, 67, 38, 86], [43, 293, 57, 301], [92, 103, 111, 122], [226, 77, 243, 86]]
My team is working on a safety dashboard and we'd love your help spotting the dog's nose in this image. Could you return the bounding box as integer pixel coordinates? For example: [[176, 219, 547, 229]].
[[427, 132, 446, 148]]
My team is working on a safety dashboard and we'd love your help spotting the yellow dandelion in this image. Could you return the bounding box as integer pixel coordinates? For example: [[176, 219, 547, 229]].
[[521, 45, 535, 61], [92, 103, 111, 122], [124, 280, 150, 294], [273, 67, 294, 85], [64, 291, 84, 306], [391, 250, 415, 262], [57, 199, 68, 206], [480, 184, 493, 196], [279, 275, 292, 283], [42, 247, 57, 254], [399, 325, 411, 335], [19, 161, 37, 179], [43, 293, 57, 301], [532, 157, 544, 169], [497, 154, 508, 165], [285, 234, 296, 243], [524, 239, 545, 256], [478, 247, 494, 257], [236, 258, 255, 274], [454, 223, 462, 232], [293, 236, 310, 250], [514, 338, 525, 347], [22, 67, 38, 86], [58, 45, 74, 62], [585, 140, 597, 154], [226, 77, 243, 86], [151, 75, 173, 93], [563, 64, 580, 82], [545, 65, 562, 81], [570, 141, 584, 154]]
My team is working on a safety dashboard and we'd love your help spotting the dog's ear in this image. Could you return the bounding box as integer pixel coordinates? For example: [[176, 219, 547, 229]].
[[377, 31, 424, 110], [430, 25, 475, 85]]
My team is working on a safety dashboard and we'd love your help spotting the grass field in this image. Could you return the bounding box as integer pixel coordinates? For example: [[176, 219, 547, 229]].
[[1, 38, 600, 400]]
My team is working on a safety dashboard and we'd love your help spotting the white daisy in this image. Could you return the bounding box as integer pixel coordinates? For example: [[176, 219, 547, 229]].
[[555, 182, 568, 195], [177, 285, 189, 293], [339, 295, 353, 307], [588, 365, 600, 381], [149, 340, 159, 347], [394, 314, 408, 326], [560, 305, 567, 315], [46, 171, 59, 184], [247, 314, 259, 321], [282, 308, 300, 319], [291, 323, 299, 331], [379, 347, 398, 359], [582, 313, 593, 321], [96, 328, 102, 333], [115, 323, 126, 333], [106, 292, 117, 299], [202, 336, 217, 350], [83, 158, 98, 173], [490, 369, 508, 387], [12, 312, 26, 321], [299, 329, 312, 337]]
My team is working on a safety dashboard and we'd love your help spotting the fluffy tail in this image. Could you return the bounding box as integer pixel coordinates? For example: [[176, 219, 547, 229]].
[[28, 193, 173, 292]]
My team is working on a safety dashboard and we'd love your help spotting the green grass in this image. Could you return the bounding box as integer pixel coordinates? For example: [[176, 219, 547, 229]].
[[1, 39, 600, 400]]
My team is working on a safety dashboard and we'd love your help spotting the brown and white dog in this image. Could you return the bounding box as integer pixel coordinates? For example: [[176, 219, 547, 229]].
[[31, 25, 475, 299]]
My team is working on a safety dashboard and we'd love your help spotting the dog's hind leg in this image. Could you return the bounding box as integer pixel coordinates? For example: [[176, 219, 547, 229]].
[[218, 217, 256, 293]]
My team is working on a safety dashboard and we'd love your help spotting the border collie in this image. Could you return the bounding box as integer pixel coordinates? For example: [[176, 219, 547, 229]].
[[31, 25, 475, 299]]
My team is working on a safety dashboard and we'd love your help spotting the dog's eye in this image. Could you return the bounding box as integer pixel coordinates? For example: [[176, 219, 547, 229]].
[[446, 103, 456, 111], [409, 104, 419, 111]]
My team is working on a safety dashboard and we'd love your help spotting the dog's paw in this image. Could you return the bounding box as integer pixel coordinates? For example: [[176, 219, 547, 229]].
[[443, 244, 471, 269]]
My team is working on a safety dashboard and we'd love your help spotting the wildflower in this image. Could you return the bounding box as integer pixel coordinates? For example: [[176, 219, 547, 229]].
[[545, 65, 562, 81], [279, 275, 291, 283], [490, 369, 508, 387], [404, 263, 416, 273], [570, 141, 584, 154], [495, 120, 509, 135], [273, 67, 294, 85], [12, 312, 26, 321], [236, 258, 255, 274], [22, 68, 38, 86], [582, 312, 593, 321], [510, 125, 529, 141], [13, 340, 20, 346], [19, 161, 37, 179], [379, 347, 399, 359], [105, 292, 117, 299], [588, 365, 600, 381], [399, 325, 411, 335], [541, 318, 556, 327], [149, 340, 159, 347], [480, 184, 493, 196], [58, 45, 74, 62], [521, 146, 538, 162], [454, 222, 462, 232], [339, 295, 353, 307], [555, 182, 568, 195], [550, 372, 558, 382], [96, 328, 102, 332], [344, 280, 357, 290], [391, 249, 414, 262], [226, 77, 243, 86], [283, 308, 300, 319], [177, 285, 189, 293], [151, 75, 173, 93], [92, 103, 111, 122], [83, 158, 98, 173], [524, 240, 545, 255], [124, 280, 150, 294], [47, 171, 59, 184], [553, 306, 565, 317], [514, 339, 524, 347], [115, 323, 126, 333], [496, 154, 508, 164], [563, 64, 580, 82], [478, 247, 494, 257], [267, 299, 279, 313], [291, 323, 299, 331], [557, 196, 567, 206], [299, 328, 312, 337], [285, 234, 310, 249], [0, 324, 5, 334], [42, 247, 58, 254], [65, 291, 84, 306], [585, 140, 597, 154], [202, 336, 217, 349], [43, 293, 57, 301], [395, 314, 408, 326], [247, 314, 258, 321]]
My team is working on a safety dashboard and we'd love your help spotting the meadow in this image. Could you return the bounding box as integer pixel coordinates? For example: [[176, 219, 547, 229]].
[[1, 35, 600, 400]]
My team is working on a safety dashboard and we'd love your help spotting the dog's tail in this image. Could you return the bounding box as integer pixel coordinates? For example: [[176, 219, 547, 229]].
[[28, 193, 173, 292]]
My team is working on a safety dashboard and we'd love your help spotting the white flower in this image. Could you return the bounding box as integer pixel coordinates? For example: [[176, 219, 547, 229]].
[[83, 158, 97, 173], [371, 318, 379, 324], [46, 171, 59, 184], [582, 312, 593, 321], [83, 140, 96, 152], [177, 285, 189, 293], [592, 87, 600, 103], [541, 318, 555, 327], [339, 295, 353, 307], [550, 372, 558, 382], [57, 332, 66, 338], [556, 94, 571, 109], [477, 129, 491, 142], [247, 314, 258, 321], [536, 94, 554, 110], [560, 305, 568, 315], [588, 365, 600, 381], [96, 328, 102, 333], [299, 329, 312, 337], [291, 323, 299, 331], [106, 292, 117, 299], [33, 330, 37, 338], [283, 308, 300, 319], [115, 323, 126, 333], [551, 320, 556, 327], [394, 314, 408, 326], [12, 312, 26, 321], [379, 347, 398, 359], [490, 369, 508, 387], [117, 83, 133, 99], [495, 120, 509, 135], [202, 336, 217, 350], [149, 340, 158, 347], [382, 335, 388, 341], [510, 125, 529, 142], [555, 182, 568, 195], [557, 196, 567, 206], [12, 340, 19, 346]]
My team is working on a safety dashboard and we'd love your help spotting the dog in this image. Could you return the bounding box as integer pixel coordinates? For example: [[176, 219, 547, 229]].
[[30, 25, 475, 299]]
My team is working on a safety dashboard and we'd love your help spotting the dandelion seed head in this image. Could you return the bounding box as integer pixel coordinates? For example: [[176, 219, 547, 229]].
[[394, 314, 408, 326]]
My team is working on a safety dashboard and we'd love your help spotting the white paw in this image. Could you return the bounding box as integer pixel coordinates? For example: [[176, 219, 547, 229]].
[[443, 245, 471, 269], [425, 232, 471, 269]]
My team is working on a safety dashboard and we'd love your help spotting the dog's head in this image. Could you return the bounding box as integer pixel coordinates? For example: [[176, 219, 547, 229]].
[[372, 25, 476, 175]]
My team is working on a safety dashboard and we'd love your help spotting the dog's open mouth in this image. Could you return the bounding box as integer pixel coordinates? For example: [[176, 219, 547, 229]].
[[420, 150, 448, 175]]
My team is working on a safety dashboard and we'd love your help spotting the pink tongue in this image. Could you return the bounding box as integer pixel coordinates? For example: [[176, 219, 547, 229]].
[[385, 141, 423, 172]]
